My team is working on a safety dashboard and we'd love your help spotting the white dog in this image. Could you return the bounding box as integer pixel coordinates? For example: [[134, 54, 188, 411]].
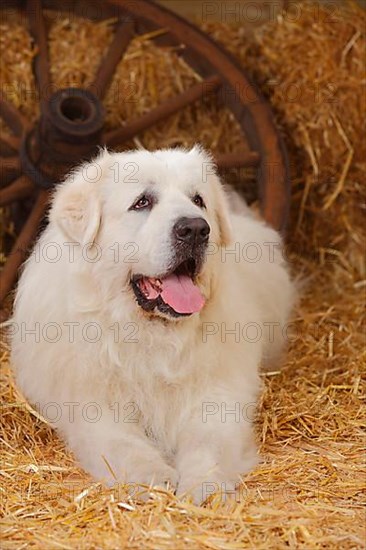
[[11, 147, 294, 503]]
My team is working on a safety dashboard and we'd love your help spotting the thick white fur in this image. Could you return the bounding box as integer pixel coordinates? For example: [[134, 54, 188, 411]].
[[11, 147, 295, 503]]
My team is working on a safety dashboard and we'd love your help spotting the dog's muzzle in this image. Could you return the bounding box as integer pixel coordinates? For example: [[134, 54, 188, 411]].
[[131, 217, 210, 318]]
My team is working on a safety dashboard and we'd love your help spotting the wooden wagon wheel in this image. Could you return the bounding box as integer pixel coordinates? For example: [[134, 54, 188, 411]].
[[0, 0, 290, 314]]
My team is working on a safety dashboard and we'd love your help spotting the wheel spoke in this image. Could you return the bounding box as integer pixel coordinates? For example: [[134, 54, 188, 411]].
[[88, 20, 134, 100], [0, 156, 21, 187], [0, 156, 21, 172], [215, 151, 260, 169], [0, 93, 27, 136], [27, 0, 51, 108], [0, 189, 49, 304], [0, 134, 20, 153], [0, 175, 34, 206], [105, 75, 222, 147]]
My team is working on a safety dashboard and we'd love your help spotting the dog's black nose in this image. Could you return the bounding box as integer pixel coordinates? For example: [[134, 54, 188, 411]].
[[173, 217, 210, 245]]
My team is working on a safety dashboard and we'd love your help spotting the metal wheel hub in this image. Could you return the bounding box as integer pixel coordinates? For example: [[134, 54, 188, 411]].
[[20, 88, 105, 188], [44, 88, 104, 149]]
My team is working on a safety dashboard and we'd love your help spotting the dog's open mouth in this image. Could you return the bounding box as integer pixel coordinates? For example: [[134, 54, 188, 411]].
[[131, 258, 205, 317]]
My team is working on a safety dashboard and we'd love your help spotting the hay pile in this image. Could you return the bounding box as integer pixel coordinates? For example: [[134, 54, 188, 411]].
[[1, 2, 365, 548], [203, 1, 366, 265]]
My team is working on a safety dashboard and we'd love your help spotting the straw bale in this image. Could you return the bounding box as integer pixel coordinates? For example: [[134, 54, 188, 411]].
[[202, 1, 366, 266]]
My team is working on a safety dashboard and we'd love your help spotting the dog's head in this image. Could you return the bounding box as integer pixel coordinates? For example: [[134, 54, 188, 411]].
[[50, 146, 232, 321]]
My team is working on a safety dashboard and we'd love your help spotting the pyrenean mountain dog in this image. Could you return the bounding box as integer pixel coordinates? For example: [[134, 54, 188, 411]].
[[11, 146, 295, 503]]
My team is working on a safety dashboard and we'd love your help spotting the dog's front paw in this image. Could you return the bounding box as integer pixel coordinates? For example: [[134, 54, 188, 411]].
[[178, 472, 241, 505], [143, 463, 179, 490], [126, 461, 179, 495]]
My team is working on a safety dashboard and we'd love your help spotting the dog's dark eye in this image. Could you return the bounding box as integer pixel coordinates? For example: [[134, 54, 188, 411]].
[[130, 195, 152, 211], [192, 194, 205, 209]]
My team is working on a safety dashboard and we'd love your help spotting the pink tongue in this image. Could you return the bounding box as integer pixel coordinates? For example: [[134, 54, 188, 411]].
[[161, 274, 205, 314], [142, 274, 205, 314]]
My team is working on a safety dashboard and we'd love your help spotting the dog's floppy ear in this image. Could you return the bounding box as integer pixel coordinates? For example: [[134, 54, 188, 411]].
[[212, 176, 233, 247], [50, 169, 101, 245]]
